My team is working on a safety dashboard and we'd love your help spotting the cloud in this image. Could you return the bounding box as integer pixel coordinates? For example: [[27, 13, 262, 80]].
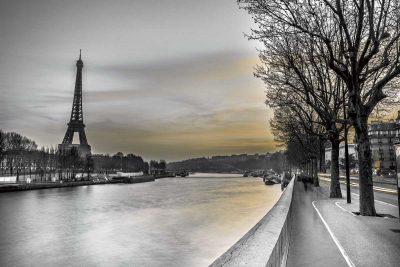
[[0, 0, 275, 160], [1, 50, 276, 160], [87, 118, 277, 161]]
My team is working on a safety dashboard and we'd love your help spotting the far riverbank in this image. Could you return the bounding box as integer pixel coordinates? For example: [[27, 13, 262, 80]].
[[0, 175, 165, 193]]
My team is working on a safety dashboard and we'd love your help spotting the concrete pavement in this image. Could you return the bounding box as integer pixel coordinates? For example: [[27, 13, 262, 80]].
[[286, 181, 400, 267], [286, 182, 348, 267]]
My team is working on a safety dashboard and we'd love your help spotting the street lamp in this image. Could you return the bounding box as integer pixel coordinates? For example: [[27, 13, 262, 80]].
[[342, 87, 351, 203], [393, 133, 400, 222]]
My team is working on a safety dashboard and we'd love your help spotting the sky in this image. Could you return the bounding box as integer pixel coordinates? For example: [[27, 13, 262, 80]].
[[0, 0, 276, 161]]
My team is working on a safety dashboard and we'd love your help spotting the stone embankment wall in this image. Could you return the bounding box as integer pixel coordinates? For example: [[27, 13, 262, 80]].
[[210, 178, 295, 267]]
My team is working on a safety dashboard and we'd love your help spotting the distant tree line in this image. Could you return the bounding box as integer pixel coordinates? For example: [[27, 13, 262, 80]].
[[92, 152, 148, 174], [149, 160, 167, 175], [167, 152, 287, 174], [0, 130, 151, 181]]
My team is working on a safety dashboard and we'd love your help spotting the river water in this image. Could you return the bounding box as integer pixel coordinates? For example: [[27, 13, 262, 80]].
[[0, 173, 282, 267]]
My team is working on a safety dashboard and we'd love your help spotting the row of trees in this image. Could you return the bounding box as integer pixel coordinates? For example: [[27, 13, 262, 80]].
[[239, 0, 400, 215], [59, 147, 94, 180], [166, 152, 287, 173], [0, 130, 40, 179], [93, 153, 169, 175], [0, 130, 95, 181], [93, 152, 148, 173], [0, 130, 151, 181], [149, 160, 167, 174]]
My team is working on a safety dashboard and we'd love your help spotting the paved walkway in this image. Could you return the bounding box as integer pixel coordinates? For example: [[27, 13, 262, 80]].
[[286, 182, 347, 267], [286, 181, 400, 267]]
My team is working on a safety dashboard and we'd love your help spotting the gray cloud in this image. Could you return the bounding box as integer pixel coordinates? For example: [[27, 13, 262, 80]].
[[0, 0, 275, 160]]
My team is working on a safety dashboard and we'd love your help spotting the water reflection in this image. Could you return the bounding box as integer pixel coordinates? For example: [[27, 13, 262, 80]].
[[0, 174, 281, 267]]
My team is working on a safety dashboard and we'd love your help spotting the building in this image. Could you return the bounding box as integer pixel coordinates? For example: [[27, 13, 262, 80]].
[[325, 143, 358, 168], [325, 113, 400, 172], [367, 118, 398, 171]]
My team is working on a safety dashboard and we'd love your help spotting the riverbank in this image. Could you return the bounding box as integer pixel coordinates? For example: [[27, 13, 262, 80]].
[[0, 175, 160, 193]]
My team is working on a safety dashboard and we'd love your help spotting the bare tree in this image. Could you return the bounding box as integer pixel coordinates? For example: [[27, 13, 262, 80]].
[[0, 130, 5, 173], [239, 0, 400, 215], [85, 155, 94, 179], [271, 106, 324, 186], [258, 32, 347, 196], [4, 132, 37, 180]]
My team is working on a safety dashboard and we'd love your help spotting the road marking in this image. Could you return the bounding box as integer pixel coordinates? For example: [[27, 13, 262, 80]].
[[319, 177, 399, 207], [319, 177, 397, 194], [312, 201, 356, 267], [349, 192, 398, 208], [335, 202, 357, 216]]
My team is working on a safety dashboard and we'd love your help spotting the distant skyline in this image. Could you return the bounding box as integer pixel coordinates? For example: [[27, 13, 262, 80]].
[[0, 0, 276, 161]]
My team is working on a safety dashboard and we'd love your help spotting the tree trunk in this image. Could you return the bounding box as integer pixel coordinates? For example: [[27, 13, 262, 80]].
[[355, 119, 377, 216], [313, 157, 319, 187], [330, 139, 342, 198], [305, 162, 308, 175], [319, 140, 326, 173]]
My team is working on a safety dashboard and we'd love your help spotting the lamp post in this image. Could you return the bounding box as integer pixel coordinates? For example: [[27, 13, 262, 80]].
[[342, 87, 351, 203], [344, 120, 351, 203], [393, 139, 400, 222]]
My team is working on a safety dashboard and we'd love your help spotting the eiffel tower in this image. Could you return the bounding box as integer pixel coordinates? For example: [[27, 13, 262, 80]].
[[59, 50, 91, 157]]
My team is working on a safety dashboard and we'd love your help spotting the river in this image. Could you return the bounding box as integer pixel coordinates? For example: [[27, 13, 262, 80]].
[[0, 173, 282, 267]]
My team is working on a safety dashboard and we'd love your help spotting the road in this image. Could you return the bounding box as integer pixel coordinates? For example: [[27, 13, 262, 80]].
[[319, 176, 398, 206]]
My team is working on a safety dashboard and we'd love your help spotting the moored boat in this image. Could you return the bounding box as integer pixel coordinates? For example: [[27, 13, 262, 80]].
[[264, 179, 275, 185]]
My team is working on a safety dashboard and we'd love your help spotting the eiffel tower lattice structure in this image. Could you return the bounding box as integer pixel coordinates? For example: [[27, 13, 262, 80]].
[[59, 50, 91, 157]]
